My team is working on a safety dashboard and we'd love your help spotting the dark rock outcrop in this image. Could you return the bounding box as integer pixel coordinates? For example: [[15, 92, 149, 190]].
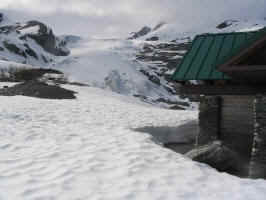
[[0, 13, 3, 24], [128, 26, 152, 39], [3, 41, 27, 57], [216, 20, 238, 29], [152, 22, 166, 31], [19, 21, 70, 56], [12, 68, 63, 81], [24, 44, 38, 59], [0, 19, 70, 62], [133, 32, 194, 108], [0, 80, 76, 99], [146, 36, 159, 41], [186, 141, 248, 177], [136, 41, 190, 90]]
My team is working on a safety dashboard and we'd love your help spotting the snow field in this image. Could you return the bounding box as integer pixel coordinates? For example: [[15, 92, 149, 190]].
[[0, 84, 266, 200], [55, 38, 182, 106], [19, 25, 40, 35]]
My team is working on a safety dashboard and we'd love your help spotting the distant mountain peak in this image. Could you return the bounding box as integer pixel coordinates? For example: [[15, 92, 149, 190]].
[[0, 13, 3, 24], [153, 21, 167, 31], [128, 26, 152, 39], [216, 20, 239, 29]]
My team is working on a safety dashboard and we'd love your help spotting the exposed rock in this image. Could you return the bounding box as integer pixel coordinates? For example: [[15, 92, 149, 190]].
[[0, 80, 76, 99], [24, 44, 38, 59], [136, 41, 190, 95], [12, 68, 63, 81], [3, 41, 27, 58], [131, 36, 195, 108], [128, 26, 152, 39], [0, 25, 15, 34], [146, 36, 159, 41], [0, 19, 70, 62], [139, 69, 160, 85], [216, 20, 238, 29], [186, 141, 248, 177], [19, 21, 70, 56], [0, 13, 3, 24], [153, 22, 166, 31], [41, 55, 48, 63], [169, 105, 186, 110]]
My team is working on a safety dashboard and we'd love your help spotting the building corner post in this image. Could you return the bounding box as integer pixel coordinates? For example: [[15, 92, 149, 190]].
[[197, 95, 221, 146], [249, 95, 266, 179]]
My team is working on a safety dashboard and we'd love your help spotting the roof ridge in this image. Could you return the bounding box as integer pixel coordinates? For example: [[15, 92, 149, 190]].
[[215, 27, 266, 67], [172, 27, 266, 81], [199, 27, 266, 37]]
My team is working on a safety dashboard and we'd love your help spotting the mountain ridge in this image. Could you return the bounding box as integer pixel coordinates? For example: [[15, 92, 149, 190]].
[[1, 12, 266, 109]]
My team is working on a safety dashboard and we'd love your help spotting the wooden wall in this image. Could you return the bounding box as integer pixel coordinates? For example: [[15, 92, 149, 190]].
[[197, 96, 220, 146], [250, 95, 266, 179], [198, 95, 266, 178], [220, 95, 254, 158]]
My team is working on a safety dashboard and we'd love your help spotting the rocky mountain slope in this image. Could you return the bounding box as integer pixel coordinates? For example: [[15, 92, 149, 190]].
[[129, 19, 266, 102], [1, 12, 266, 109], [0, 13, 69, 66], [0, 13, 193, 109]]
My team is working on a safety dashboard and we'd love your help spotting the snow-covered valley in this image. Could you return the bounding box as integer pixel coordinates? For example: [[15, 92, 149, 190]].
[[53, 38, 187, 108], [0, 12, 192, 109], [1, 83, 266, 200], [1, 8, 266, 200]]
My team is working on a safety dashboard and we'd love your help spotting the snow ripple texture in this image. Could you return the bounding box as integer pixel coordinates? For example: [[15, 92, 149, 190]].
[[0, 84, 266, 200]]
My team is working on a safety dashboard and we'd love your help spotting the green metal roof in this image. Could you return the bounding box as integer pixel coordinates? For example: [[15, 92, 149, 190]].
[[172, 27, 266, 81]]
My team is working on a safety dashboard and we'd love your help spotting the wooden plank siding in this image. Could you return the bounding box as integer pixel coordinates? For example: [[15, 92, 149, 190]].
[[220, 96, 254, 158]]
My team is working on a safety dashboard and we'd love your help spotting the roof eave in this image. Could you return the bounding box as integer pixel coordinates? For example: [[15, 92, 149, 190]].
[[218, 33, 266, 72]]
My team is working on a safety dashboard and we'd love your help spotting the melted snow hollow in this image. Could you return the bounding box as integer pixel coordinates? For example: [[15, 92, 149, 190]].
[[0, 83, 266, 200]]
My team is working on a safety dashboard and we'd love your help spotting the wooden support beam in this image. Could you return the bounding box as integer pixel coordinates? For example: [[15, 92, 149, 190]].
[[181, 85, 266, 95], [220, 65, 266, 72]]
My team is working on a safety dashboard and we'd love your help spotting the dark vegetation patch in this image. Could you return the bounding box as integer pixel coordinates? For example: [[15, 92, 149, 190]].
[[0, 80, 76, 99]]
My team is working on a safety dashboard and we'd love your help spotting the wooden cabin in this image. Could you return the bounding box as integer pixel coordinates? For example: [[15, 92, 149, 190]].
[[172, 28, 266, 179]]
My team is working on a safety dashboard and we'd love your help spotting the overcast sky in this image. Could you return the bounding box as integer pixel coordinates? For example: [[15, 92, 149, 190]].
[[0, 0, 266, 38]]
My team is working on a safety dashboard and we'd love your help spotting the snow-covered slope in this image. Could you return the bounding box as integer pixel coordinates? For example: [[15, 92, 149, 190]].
[[0, 13, 69, 66], [53, 38, 190, 108], [0, 13, 192, 109], [1, 13, 266, 109], [139, 18, 266, 42], [128, 18, 266, 105], [1, 83, 266, 200]]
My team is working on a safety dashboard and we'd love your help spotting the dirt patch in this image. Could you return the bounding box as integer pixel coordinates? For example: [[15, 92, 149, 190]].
[[0, 80, 76, 99]]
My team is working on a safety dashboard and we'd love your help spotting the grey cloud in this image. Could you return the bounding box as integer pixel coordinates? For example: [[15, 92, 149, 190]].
[[1, 0, 266, 37]]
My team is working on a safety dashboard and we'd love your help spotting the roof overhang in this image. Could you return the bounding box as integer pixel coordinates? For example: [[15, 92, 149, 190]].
[[218, 34, 266, 82], [180, 85, 266, 95]]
